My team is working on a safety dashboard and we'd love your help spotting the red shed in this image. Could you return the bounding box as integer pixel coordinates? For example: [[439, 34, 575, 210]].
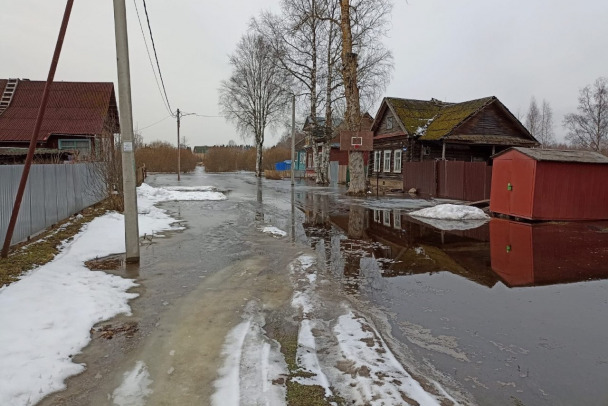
[[490, 147, 608, 220]]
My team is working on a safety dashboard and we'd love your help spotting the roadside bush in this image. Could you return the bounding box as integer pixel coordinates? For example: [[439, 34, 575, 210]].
[[203, 146, 291, 172], [135, 141, 198, 173]]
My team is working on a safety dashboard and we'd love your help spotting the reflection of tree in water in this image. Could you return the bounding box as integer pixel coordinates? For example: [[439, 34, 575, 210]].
[[255, 178, 263, 222]]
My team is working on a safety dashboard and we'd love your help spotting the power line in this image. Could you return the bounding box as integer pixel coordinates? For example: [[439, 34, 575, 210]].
[[137, 114, 172, 131], [141, 0, 174, 116], [132, 0, 172, 115]]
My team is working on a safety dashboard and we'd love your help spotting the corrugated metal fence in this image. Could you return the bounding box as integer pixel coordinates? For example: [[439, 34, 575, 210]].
[[404, 160, 492, 201], [0, 163, 106, 247]]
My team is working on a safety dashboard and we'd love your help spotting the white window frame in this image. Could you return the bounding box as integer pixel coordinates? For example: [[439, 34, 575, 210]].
[[383, 210, 391, 226], [393, 149, 402, 173], [373, 150, 381, 172], [383, 150, 391, 173], [386, 116, 393, 130], [393, 210, 401, 229], [58, 138, 91, 157], [373, 209, 380, 223]]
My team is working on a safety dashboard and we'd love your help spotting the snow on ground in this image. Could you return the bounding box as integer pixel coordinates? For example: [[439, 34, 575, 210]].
[[412, 216, 489, 231], [261, 226, 288, 237], [409, 204, 488, 220], [111, 361, 153, 406], [288, 255, 450, 405], [211, 301, 288, 406], [0, 183, 226, 406]]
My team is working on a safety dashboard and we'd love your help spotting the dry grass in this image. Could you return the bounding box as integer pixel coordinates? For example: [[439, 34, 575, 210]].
[[202, 146, 291, 172], [0, 202, 110, 287], [135, 141, 198, 173]]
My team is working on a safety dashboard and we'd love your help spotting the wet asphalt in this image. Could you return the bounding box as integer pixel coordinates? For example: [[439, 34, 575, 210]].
[[39, 169, 608, 406]]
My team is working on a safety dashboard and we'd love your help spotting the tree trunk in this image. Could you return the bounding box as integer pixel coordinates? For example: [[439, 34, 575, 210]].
[[255, 139, 263, 177], [340, 0, 366, 195], [320, 143, 330, 184]]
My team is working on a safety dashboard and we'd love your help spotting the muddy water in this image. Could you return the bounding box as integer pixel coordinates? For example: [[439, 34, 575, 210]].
[[38, 170, 608, 405]]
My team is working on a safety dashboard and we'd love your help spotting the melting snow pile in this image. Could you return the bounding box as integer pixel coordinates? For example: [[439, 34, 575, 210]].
[[0, 183, 226, 406], [261, 226, 287, 237], [409, 204, 489, 231]]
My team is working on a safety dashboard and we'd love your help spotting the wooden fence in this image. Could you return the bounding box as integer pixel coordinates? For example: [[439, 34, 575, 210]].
[[404, 160, 492, 201]]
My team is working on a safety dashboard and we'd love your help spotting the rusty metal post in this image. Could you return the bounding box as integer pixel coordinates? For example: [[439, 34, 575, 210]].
[[1, 0, 74, 258]]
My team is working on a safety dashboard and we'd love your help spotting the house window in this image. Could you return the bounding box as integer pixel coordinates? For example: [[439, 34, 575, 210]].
[[383, 210, 391, 226], [373, 210, 380, 223], [383, 150, 391, 172], [386, 116, 393, 130], [393, 210, 401, 229], [58, 138, 91, 157], [373, 150, 381, 172], [394, 149, 402, 173]]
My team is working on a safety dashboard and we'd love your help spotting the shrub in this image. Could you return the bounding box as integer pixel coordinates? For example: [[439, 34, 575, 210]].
[[202, 146, 291, 172], [135, 142, 198, 173]]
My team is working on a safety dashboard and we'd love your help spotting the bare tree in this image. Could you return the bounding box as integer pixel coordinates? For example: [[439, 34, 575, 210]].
[[538, 100, 555, 148], [563, 77, 608, 152], [525, 96, 541, 138], [219, 33, 291, 177], [253, 0, 326, 183]]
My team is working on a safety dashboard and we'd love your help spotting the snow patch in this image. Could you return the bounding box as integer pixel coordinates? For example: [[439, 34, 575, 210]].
[[410, 204, 488, 221], [112, 361, 153, 406], [261, 226, 287, 237], [0, 183, 226, 406]]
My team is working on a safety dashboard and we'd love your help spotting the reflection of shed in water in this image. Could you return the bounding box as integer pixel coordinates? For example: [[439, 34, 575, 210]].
[[490, 218, 608, 287]]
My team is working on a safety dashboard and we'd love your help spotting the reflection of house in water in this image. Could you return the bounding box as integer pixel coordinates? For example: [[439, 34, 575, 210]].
[[490, 218, 608, 287], [366, 210, 499, 288]]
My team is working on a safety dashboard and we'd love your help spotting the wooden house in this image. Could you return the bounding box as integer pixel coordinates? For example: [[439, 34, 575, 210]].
[[369, 96, 538, 195], [490, 147, 608, 220], [301, 113, 373, 183], [0, 79, 120, 157]]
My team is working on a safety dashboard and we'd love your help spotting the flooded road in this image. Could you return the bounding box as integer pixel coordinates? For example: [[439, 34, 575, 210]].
[[39, 169, 608, 405]]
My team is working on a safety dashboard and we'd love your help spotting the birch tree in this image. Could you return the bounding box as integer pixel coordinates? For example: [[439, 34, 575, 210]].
[[219, 33, 290, 177], [563, 77, 608, 152], [525, 97, 541, 139], [538, 100, 555, 148]]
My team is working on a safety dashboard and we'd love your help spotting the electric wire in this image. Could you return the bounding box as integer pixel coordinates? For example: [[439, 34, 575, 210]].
[[132, 0, 172, 115], [141, 0, 175, 116], [137, 115, 172, 131]]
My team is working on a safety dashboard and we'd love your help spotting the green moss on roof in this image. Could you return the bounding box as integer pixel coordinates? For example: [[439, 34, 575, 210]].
[[386, 96, 495, 141]]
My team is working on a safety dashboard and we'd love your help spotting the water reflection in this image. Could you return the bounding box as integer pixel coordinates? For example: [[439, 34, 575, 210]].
[[490, 218, 608, 287], [296, 190, 608, 290]]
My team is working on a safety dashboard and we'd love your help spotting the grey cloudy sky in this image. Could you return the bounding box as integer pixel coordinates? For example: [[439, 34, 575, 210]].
[[1, 0, 607, 147]]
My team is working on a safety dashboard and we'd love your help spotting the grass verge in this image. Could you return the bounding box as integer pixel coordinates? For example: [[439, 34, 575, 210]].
[[0, 202, 110, 287]]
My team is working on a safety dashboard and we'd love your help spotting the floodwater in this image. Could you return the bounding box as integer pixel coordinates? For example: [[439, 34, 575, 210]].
[[289, 182, 608, 406], [39, 169, 608, 406]]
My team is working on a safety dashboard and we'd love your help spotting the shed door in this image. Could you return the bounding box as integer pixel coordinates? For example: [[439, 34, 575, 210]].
[[490, 159, 512, 214]]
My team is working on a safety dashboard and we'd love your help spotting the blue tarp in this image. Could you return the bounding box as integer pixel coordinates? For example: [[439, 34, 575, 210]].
[[274, 160, 291, 171]]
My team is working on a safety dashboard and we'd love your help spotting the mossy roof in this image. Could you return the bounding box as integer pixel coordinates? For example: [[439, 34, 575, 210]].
[[385, 96, 495, 141]]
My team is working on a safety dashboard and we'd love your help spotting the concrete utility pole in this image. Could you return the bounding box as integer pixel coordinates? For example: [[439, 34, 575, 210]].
[[1, 0, 74, 258], [177, 108, 181, 181], [291, 94, 295, 186], [113, 0, 140, 263]]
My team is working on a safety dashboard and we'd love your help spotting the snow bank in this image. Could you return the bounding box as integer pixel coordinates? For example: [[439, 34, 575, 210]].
[[0, 183, 226, 406], [410, 204, 488, 221]]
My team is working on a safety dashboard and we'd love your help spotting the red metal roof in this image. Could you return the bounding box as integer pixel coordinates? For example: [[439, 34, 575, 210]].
[[0, 79, 119, 142]]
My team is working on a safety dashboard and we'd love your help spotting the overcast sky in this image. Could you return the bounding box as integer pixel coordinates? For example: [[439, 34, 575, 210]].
[[1, 0, 607, 147]]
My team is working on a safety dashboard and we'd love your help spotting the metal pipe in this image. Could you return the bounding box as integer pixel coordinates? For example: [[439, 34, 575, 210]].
[[1, 0, 74, 258]]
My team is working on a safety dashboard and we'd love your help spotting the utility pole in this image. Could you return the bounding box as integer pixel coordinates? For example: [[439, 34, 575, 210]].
[[177, 108, 181, 181], [291, 94, 295, 186], [113, 0, 140, 263], [1, 0, 74, 258]]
